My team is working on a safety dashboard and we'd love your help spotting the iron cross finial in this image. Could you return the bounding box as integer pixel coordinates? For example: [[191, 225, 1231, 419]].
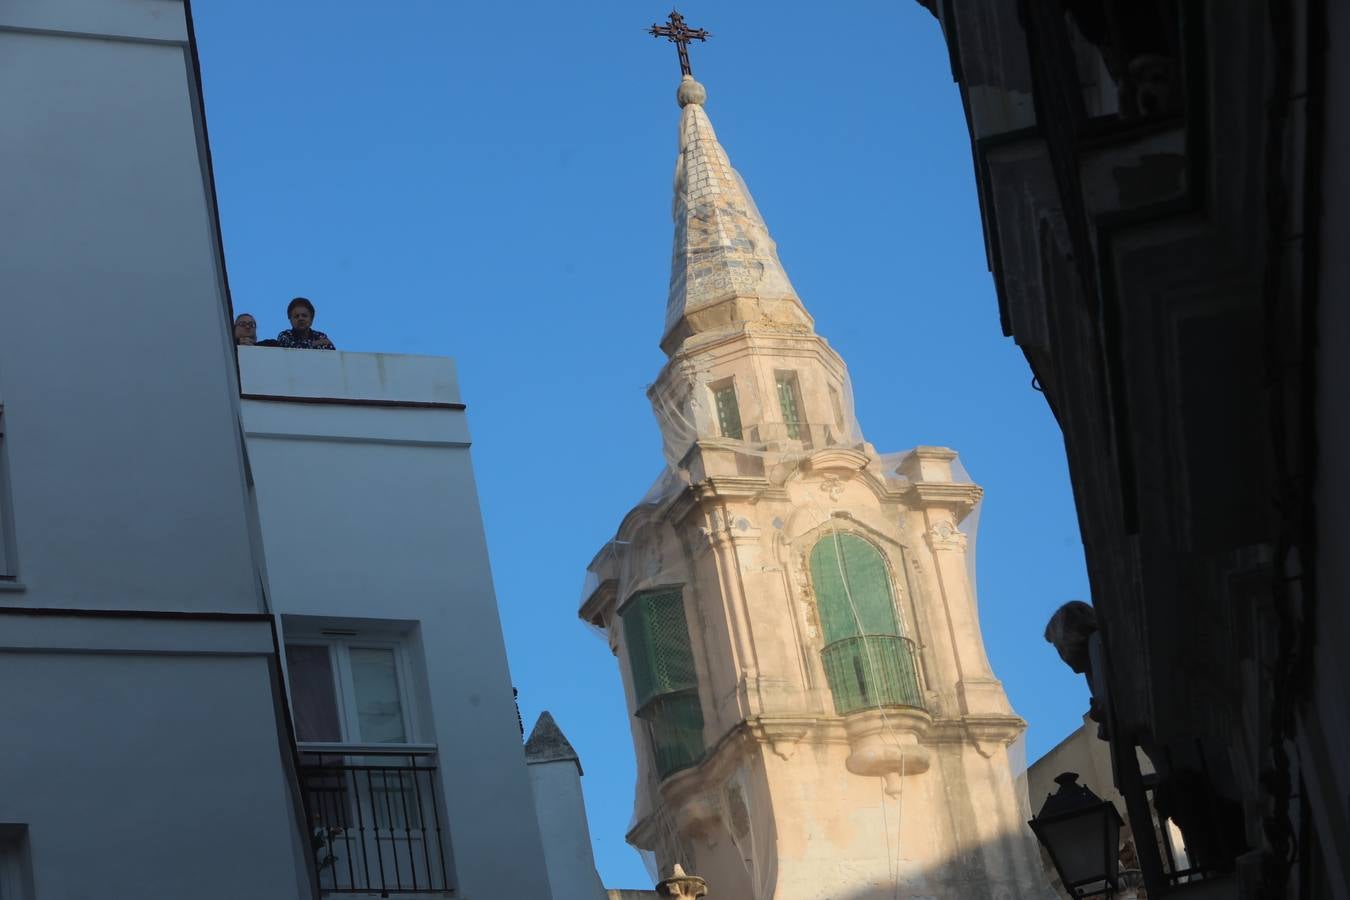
[[649, 10, 711, 78]]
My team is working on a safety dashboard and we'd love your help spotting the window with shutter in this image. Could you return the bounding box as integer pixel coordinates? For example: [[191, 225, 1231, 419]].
[[621, 588, 705, 778], [713, 384, 743, 440], [776, 372, 803, 439], [809, 534, 923, 715]]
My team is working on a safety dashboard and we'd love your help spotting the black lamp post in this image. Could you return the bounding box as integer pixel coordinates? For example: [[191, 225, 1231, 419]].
[[1029, 771, 1125, 897]]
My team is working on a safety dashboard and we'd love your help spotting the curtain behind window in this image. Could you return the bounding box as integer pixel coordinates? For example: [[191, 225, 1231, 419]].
[[285, 644, 342, 742]]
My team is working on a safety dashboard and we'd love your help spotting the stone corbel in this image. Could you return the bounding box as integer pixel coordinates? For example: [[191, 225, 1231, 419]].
[[842, 707, 933, 796], [964, 715, 1026, 758], [746, 716, 819, 761], [925, 519, 969, 552], [748, 718, 812, 761]]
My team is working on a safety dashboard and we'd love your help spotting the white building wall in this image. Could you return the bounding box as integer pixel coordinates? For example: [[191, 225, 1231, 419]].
[[240, 347, 556, 900], [0, 0, 264, 612], [529, 760, 609, 900], [0, 614, 313, 900], [0, 3, 316, 898]]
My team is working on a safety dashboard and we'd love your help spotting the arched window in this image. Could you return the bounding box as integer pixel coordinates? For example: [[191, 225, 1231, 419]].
[[809, 533, 923, 715]]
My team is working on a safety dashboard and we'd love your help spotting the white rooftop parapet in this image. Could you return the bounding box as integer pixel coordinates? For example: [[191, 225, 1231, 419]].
[[238, 345, 460, 406]]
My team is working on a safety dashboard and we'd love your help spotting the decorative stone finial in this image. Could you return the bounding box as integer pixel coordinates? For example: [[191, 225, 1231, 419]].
[[677, 75, 707, 108], [656, 863, 708, 899]]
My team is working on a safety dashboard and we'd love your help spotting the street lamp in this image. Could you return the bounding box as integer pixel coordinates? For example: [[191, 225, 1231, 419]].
[[1029, 771, 1125, 897]]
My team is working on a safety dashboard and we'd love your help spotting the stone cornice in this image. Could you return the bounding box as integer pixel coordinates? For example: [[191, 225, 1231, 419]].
[[578, 577, 616, 628], [652, 325, 848, 389], [694, 476, 773, 500], [911, 445, 959, 462], [801, 447, 871, 476], [924, 714, 1027, 749], [906, 481, 984, 513], [626, 709, 1025, 849]]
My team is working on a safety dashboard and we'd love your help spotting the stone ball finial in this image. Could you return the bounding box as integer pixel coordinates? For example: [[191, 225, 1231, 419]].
[[657, 863, 708, 899], [677, 75, 707, 107]]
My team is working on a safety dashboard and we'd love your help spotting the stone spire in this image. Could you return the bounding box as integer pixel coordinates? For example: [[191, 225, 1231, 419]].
[[661, 75, 813, 355]]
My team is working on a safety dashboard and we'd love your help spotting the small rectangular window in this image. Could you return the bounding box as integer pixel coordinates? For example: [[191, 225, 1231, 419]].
[[712, 383, 743, 440], [284, 635, 416, 746], [776, 372, 803, 440]]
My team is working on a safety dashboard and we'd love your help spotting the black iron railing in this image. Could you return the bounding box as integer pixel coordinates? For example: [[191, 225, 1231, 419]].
[[299, 748, 452, 895]]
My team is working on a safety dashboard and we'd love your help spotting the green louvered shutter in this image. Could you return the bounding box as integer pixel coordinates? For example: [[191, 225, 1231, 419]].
[[776, 373, 802, 439], [622, 589, 705, 777], [714, 385, 743, 439], [642, 691, 704, 779], [623, 589, 698, 707], [810, 535, 923, 714], [810, 534, 899, 641]]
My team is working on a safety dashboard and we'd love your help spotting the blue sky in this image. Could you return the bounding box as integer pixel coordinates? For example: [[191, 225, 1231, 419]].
[[194, 1, 1091, 888]]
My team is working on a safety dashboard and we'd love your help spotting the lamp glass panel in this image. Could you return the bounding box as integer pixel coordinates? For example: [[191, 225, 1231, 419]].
[[1039, 804, 1117, 888]]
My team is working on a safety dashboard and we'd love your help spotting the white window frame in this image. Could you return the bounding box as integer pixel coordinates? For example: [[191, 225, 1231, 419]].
[[283, 632, 427, 752]]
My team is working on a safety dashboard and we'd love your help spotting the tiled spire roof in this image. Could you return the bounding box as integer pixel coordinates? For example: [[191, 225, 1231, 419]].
[[661, 76, 812, 355]]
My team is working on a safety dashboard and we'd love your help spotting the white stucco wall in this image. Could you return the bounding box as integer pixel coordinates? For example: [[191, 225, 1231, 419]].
[[0, 614, 313, 900], [529, 759, 608, 900], [0, 3, 318, 897], [240, 347, 555, 900], [0, 0, 264, 613]]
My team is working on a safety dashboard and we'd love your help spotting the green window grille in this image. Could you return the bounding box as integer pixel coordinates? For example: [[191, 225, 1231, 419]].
[[622, 589, 705, 778], [820, 634, 923, 714], [641, 690, 704, 779], [713, 385, 743, 440], [809, 534, 924, 715], [776, 373, 802, 439]]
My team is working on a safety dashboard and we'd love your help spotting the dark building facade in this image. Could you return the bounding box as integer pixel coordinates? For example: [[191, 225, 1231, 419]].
[[915, 1, 1346, 898]]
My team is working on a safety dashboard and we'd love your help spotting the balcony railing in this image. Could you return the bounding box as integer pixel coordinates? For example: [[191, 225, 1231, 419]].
[[820, 634, 924, 716], [299, 748, 452, 895]]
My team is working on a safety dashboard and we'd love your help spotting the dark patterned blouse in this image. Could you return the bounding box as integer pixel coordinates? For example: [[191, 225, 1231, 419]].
[[275, 329, 335, 350]]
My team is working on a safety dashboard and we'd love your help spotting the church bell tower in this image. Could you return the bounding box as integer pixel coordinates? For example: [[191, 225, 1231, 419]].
[[579, 53, 1053, 899]]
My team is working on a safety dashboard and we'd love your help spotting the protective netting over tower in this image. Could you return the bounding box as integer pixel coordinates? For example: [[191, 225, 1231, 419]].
[[575, 73, 1053, 898]]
